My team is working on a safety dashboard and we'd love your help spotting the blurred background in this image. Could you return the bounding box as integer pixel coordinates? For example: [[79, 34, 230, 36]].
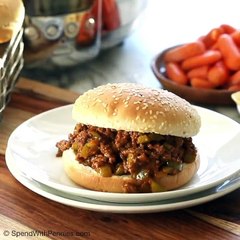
[[21, 0, 240, 93]]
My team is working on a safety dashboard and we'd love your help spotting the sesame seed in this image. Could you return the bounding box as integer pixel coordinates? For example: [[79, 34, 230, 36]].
[[133, 101, 141, 105]]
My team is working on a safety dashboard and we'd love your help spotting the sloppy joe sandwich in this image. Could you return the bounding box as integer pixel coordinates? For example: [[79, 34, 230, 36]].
[[56, 83, 201, 193]]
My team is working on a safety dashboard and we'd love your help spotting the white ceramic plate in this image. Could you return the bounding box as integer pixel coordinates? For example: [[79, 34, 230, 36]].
[[5, 148, 240, 213], [7, 105, 240, 203]]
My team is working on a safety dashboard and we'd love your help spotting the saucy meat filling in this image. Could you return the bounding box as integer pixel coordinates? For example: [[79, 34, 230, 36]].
[[56, 123, 197, 192]]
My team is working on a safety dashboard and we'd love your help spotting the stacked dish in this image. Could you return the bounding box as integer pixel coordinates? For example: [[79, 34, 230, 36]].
[[6, 105, 240, 213]]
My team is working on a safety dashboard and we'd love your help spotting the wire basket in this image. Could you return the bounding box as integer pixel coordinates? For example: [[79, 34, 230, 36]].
[[0, 29, 24, 120]]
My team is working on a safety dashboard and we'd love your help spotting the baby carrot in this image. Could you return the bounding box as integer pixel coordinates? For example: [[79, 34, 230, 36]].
[[217, 33, 240, 70], [210, 42, 219, 50], [190, 78, 215, 89], [200, 27, 224, 49], [166, 62, 188, 85], [164, 41, 205, 62], [207, 61, 229, 87], [220, 24, 236, 34], [229, 70, 240, 85], [187, 66, 208, 79], [102, 0, 121, 31], [231, 30, 240, 47], [182, 50, 222, 70]]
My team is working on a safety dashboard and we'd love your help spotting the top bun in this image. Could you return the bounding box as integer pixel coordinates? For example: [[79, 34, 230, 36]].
[[0, 0, 25, 43], [72, 83, 201, 137]]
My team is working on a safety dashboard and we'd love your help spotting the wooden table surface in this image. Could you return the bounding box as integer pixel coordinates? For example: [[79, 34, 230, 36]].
[[0, 78, 239, 240]]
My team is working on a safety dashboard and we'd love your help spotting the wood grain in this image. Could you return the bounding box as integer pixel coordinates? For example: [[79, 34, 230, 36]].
[[15, 78, 79, 104], [0, 78, 239, 240], [186, 210, 240, 236]]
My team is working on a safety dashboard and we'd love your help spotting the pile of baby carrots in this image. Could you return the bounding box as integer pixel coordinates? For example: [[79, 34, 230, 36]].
[[163, 24, 240, 91]]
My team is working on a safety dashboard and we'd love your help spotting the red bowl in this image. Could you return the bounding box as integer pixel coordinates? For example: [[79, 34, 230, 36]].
[[151, 48, 236, 106]]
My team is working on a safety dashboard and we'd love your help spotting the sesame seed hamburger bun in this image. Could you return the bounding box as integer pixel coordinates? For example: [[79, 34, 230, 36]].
[[72, 83, 201, 137], [0, 0, 25, 43], [57, 83, 201, 193]]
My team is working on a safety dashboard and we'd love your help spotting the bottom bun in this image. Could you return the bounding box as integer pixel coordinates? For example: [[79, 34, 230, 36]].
[[62, 149, 200, 193]]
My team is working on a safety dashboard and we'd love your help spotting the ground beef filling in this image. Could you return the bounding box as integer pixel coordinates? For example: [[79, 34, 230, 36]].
[[56, 123, 197, 192]]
